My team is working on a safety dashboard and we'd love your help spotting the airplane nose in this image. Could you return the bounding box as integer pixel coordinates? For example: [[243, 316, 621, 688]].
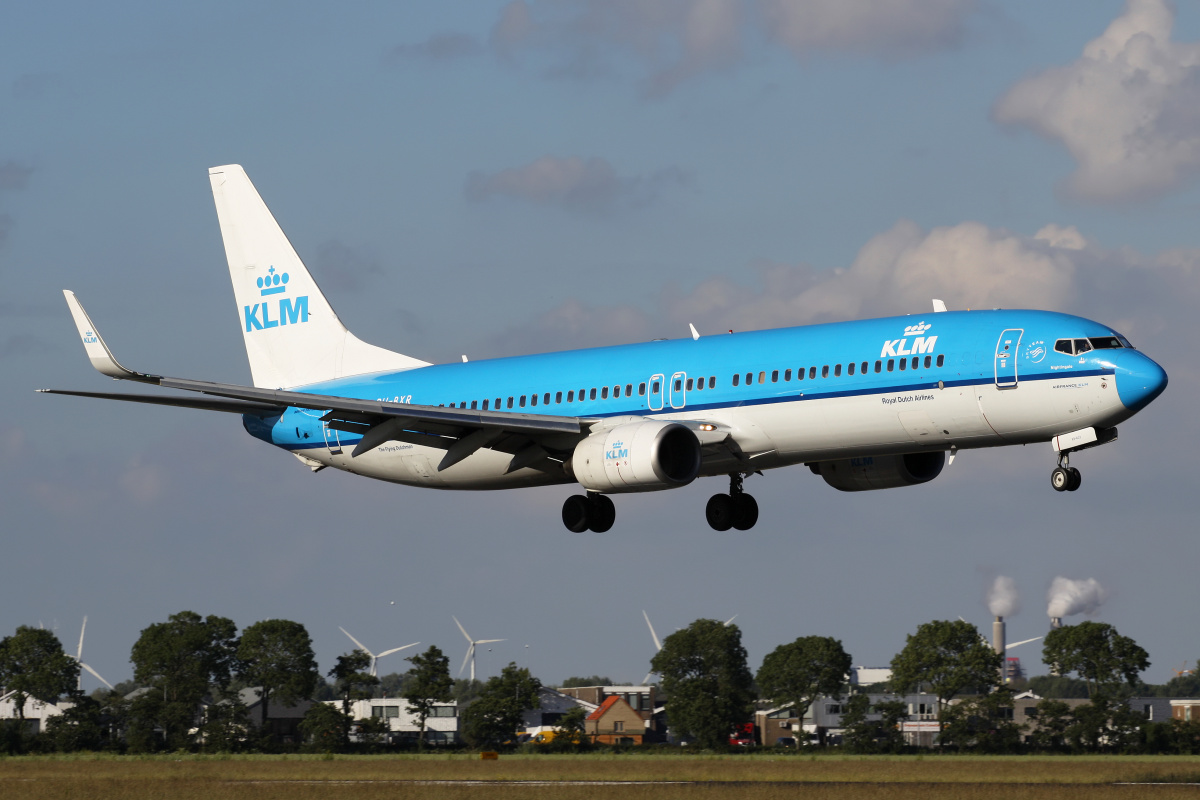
[[1114, 350, 1167, 413]]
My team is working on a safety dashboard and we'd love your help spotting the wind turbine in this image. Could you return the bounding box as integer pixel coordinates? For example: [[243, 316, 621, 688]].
[[74, 617, 114, 691], [338, 627, 419, 676], [452, 616, 504, 682]]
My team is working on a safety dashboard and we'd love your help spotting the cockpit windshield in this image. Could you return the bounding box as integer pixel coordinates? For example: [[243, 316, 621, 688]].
[[1053, 335, 1132, 356]]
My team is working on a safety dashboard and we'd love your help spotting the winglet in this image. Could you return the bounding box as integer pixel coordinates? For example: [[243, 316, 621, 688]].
[[62, 291, 158, 382]]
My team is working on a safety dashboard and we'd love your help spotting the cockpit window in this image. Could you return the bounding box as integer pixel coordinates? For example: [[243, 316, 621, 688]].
[[1054, 339, 1073, 355], [1088, 336, 1122, 349], [1073, 338, 1093, 354]]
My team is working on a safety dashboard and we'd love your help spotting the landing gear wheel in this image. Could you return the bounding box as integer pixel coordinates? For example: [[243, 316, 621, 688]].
[[706, 494, 734, 531], [1066, 467, 1081, 492], [562, 495, 591, 532], [732, 493, 759, 531], [587, 493, 616, 533], [1050, 467, 1070, 492]]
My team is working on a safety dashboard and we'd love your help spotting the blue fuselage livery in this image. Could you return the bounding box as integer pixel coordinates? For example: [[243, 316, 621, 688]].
[[47, 165, 1168, 532]]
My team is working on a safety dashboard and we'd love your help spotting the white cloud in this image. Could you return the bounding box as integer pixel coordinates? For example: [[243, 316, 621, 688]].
[[993, 0, 1200, 202], [760, 0, 974, 59], [465, 155, 690, 214]]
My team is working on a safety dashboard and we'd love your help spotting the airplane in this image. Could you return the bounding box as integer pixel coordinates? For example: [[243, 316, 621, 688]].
[[42, 165, 1168, 533]]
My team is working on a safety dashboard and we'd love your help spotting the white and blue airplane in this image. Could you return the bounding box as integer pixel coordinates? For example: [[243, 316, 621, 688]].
[[43, 165, 1168, 532]]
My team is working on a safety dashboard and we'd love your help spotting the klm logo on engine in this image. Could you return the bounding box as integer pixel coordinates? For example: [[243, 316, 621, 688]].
[[881, 320, 937, 358], [606, 440, 629, 460], [244, 266, 309, 332]]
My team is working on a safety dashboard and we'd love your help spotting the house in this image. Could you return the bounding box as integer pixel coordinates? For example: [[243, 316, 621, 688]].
[[342, 697, 460, 745], [519, 687, 596, 737], [0, 693, 69, 734], [585, 695, 644, 745], [1170, 699, 1200, 722], [239, 688, 315, 744], [558, 685, 661, 739]]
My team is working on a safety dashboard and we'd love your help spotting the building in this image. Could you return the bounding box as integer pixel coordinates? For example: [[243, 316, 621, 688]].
[[558, 685, 662, 739], [1171, 699, 1200, 722], [343, 697, 460, 745], [0, 693, 68, 734], [520, 687, 597, 737], [239, 688, 315, 744], [585, 695, 645, 745]]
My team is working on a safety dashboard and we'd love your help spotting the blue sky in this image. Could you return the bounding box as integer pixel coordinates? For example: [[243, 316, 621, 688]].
[[3, 1, 1199, 690]]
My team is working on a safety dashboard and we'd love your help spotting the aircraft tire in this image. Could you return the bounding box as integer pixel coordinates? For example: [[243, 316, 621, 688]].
[[706, 494, 734, 531], [562, 495, 591, 532], [1066, 467, 1082, 492], [732, 493, 759, 531], [1050, 467, 1070, 492], [588, 494, 616, 533]]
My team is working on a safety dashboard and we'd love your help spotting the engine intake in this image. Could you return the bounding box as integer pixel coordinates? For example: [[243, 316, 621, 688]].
[[813, 452, 945, 492], [571, 421, 701, 493]]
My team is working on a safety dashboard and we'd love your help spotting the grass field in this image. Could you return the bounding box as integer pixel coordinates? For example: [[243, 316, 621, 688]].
[[3, 754, 1200, 799]]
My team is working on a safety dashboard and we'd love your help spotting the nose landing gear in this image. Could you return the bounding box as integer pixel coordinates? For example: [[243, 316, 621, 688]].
[[562, 491, 616, 532], [1050, 455, 1082, 492], [706, 473, 758, 531]]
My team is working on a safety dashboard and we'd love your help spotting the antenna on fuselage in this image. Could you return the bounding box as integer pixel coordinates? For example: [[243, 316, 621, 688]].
[[932, 299, 948, 313], [689, 323, 700, 341]]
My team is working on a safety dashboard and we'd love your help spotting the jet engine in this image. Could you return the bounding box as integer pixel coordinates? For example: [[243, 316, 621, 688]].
[[570, 421, 701, 493], [811, 451, 945, 492]]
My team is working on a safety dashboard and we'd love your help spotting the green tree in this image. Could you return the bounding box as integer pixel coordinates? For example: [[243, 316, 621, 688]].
[[298, 702, 345, 752], [198, 695, 250, 753], [452, 678, 483, 705], [1027, 674, 1090, 699], [459, 662, 541, 748], [43, 694, 105, 752], [329, 651, 378, 747], [0, 626, 80, 720], [651, 618, 755, 749], [128, 611, 239, 749], [547, 705, 590, 751], [937, 688, 1023, 753], [889, 619, 1002, 739], [756, 636, 852, 727], [1042, 622, 1150, 698], [1029, 698, 1074, 752], [237, 619, 319, 745], [841, 694, 907, 754], [560, 676, 613, 688], [403, 645, 453, 749]]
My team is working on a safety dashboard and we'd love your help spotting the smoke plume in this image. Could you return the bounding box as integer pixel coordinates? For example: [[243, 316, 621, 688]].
[[987, 575, 1020, 617], [1046, 576, 1108, 619]]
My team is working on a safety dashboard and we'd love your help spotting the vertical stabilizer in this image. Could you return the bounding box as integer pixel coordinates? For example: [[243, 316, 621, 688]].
[[209, 165, 429, 389]]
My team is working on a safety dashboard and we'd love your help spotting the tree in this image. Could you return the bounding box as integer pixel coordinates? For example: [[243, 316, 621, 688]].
[[841, 694, 907, 754], [459, 662, 541, 748], [299, 702, 346, 752], [403, 645, 453, 749], [560, 676, 613, 688], [1028, 698, 1074, 752], [651, 619, 754, 749], [128, 611, 239, 750], [1042, 622, 1150, 698], [329, 651, 378, 747], [0, 626, 79, 721], [756, 636, 852, 727], [237, 619, 319, 744], [937, 688, 1023, 753], [43, 694, 105, 753], [198, 695, 250, 753], [547, 705, 590, 751], [889, 619, 1002, 739]]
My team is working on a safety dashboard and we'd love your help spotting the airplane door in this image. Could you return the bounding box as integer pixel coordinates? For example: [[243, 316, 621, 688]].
[[994, 329, 1023, 388], [648, 374, 665, 411], [323, 422, 343, 454], [669, 372, 687, 409]]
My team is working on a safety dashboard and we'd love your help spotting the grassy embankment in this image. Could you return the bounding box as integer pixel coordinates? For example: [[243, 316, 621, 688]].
[[3, 754, 1200, 799]]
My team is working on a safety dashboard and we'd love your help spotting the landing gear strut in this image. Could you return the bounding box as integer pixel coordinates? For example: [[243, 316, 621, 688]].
[[562, 491, 616, 532], [1050, 453, 1082, 493], [706, 473, 758, 531]]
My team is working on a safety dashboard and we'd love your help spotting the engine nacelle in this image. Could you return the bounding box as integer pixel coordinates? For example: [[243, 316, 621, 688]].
[[571, 421, 701, 493], [813, 452, 945, 492]]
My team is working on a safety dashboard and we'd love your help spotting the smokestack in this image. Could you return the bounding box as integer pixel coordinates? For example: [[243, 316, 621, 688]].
[[1050, 617, 1062, 629], [993, 616, 1005, 655]]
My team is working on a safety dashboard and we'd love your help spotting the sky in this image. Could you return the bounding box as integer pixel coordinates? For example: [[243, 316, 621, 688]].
[[3, 0, 1199, 692]]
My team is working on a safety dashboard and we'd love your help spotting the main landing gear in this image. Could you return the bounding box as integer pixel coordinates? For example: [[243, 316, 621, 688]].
[[706, 473, 758, 531], [562, 491, 616, 533], [1050, 454, 1082, 493]]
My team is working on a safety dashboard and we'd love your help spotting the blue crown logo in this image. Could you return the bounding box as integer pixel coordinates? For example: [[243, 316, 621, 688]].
[[257, 266, 289, 296]]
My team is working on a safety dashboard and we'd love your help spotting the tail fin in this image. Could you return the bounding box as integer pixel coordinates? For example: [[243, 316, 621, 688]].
[[208, 164, 429, 389]]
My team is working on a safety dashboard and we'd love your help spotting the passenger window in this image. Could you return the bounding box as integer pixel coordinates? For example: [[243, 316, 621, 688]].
[[834, 364, 841, 377], [936, 354, 944, 367], [530, 394, 538, 406], [875, 360, 881, 373], [924, 356, 931, 369], [732, 373, 740, 386], [784, 369, 792, 381], [601, 386, 609, 399], [507, 397, 514, 409], [639, 383, 646, 395], [861, 361, 868, 374], [693, 379, 702, 391], [809, 367, 816, 379], [520, 395, 526, 407], [821, 365, 829, 378], [746, 372, 753, 385], [759, 371, 766, 384], [495, 398, 502, 409], [912, 357, 919, 369], [460, 402, 466, 408], [848, 362, 855, 375], [686, 378, 694, 391], [590, 388, 597, 400], [652, 381, 660, 393], [626, 384, 633, 396], [471, 400, 478, 410], [567, 390, 574, 402], [1054, 339, 1073, 355], [887, 360, 894, 372], [771, 370, 779, 383], [483, 399, 489, 410], [544, 393, 550, 404], [674, 379, 682, 392], [1074, 338, 1092, 354], [797, 368, 805, 381], [556, 392, 562, 404], [899, 358, 906, 371], [708, 377, 715, 389]]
